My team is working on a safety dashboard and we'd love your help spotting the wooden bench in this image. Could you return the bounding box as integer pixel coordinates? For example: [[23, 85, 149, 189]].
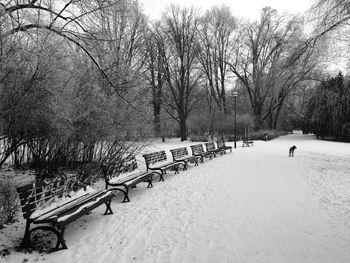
[[102, 156, 155, 203], [170, 147, 201, 170], [242, 139, 254, 147], [204, 142, 224, 157], [217, 140, 232, 153], [142, 150, 179, 181], [17, 175, 114, 251], [190, 144, 213, 162]]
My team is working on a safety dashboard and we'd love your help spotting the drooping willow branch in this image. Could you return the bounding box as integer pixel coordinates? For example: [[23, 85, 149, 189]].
[[4, 23, 138, 111]]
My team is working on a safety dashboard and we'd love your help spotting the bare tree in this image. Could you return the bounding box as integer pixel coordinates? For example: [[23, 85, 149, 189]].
[[91, 0, 147, 90], [197, 5, 237, 114], [312, 0, 350, 37], [143, 25, 164, 137], [0, 0, 139, 107], [227, 7, 315, 129], [0, 0, 151, 169], [155, 5, 202, 141]]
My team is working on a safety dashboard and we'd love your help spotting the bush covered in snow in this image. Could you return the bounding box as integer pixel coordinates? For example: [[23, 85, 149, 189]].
[[0, 178, 20, 227]]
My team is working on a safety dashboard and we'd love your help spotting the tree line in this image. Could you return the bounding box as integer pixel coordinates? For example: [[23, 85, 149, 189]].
[[303, 73, 350, 140], [0, 0, 348, 173]]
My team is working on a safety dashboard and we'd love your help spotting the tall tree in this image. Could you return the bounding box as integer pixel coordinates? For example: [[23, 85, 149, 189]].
[[197, 5, 237, 114], [156, 5, 202, 141], [143, 26, 164, 137], [0, 0, 151, 169], [304, 72, 350, 139], [227, 7, 315, 129]]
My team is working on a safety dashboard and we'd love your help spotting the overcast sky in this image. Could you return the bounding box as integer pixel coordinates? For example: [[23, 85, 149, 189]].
[[140, 0, 313, 21]]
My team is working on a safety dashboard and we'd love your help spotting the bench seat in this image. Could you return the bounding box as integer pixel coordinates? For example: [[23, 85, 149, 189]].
[[143, 151, 179, 181], [17, 176, 113, 251], [217, 140, 232, 153], [170, 147, 201, 170], [190, 144, 213, 162], [242, 140, 254, 147], [205, 142, 224, 157], [55, 191, 113, 225], [102, 157, 154, 203]]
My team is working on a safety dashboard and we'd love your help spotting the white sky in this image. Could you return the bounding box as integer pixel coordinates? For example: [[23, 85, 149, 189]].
[[140, 0, 313, 21]]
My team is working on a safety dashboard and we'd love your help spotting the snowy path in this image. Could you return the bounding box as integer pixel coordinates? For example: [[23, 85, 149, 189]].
[[4, 133, 350, 263]]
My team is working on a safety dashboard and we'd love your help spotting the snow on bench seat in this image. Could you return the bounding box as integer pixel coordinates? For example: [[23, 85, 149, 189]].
[[102, 157, 154, 203], [143, 150, 180, 182], [17, 175, 114, 250]]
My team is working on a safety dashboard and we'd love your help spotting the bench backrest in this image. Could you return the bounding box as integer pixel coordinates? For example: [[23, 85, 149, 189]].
[[142, 150, 167, 167], [205, 142, 216, 151], [170, 147, 189, 160], [190, 144, 205, 155], [102, 156, 138, 180], [17, 175, 83, 219]]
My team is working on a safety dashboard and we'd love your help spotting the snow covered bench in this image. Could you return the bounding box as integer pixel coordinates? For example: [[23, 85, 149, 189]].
[[142, 150, 179, 181], [217, 140, 232, 153], [242, 139, 254, 147], [190, 144, 213, 163], [17, 175, 114, 251], [205, 142, 224, 157], [170, 147, 201, 170], [102, 156, 155, 203]]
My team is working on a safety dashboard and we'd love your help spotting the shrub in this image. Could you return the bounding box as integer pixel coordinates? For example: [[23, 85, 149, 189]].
[[188, 112, 255, 137], [215, 113, 255, 136], [0, 178, 20, 227], [188, 113, 211, 135]]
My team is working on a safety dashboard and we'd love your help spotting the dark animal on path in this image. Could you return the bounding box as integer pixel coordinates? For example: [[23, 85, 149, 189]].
[[289, 146, 297, 157]]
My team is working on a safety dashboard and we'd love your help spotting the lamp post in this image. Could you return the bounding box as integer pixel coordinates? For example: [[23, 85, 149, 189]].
[[232, 91, 238, 149]]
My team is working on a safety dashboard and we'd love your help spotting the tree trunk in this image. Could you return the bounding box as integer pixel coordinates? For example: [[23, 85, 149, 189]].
[[273, 103, 284, 129], [253, 112, 264, 130], [266, 111, 272, 129], [179, 117, 187, 141], [153, 103, 161, 137], [222, 92, 228, 115], [14, 148, 20, 169], [153, 73, 162, 137]]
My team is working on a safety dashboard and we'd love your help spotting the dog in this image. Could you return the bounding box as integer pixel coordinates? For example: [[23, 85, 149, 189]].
[[289, 145, 297, 157]]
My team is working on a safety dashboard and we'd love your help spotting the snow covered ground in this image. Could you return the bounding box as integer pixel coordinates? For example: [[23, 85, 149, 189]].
[[2, 132, 350, 263]]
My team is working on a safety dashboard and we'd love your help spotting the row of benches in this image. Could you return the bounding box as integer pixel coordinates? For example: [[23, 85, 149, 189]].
[[16, 141, 233, 251]]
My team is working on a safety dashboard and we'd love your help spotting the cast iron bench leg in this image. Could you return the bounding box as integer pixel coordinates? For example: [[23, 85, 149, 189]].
[[22, 220, 32, 248], [109, 187, 129, 203], [147, 178, 153, 188], [58, 226, 67, 250], [183, 161, 188, 171], [157, 171, 165, 182], [122, 187, 130, 203], [104, 199, 113, 215], [174, 165, 179, 174], [194, 159, 198, 166], [28, 226, 64, 251]]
